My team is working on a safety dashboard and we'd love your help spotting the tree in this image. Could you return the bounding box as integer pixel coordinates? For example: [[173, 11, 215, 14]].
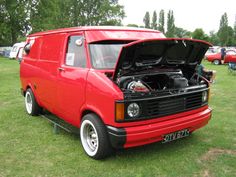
[[166, 10, 175, 37], [74, 0, 125, 26], [233, 16, 236, 45], [0, 0, 29, 45], [191, 28, 209, 41], [0, 0, 125, 45], [127, 24, 139, 27], [143, 11, 150, 28], [217, 12, 232, 46], [151, 11, 157, 30], [29, 0, 125, 33], [234, 16, 236, 37], [30, 0, 65, 33], [175, 27, 191, 38], [157, 9, 165, 33], [225, 26, 234, 46], [208, 31, 220, 45]]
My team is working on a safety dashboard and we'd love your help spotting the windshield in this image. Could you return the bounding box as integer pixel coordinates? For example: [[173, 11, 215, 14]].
[[89, 43, 125, 69]]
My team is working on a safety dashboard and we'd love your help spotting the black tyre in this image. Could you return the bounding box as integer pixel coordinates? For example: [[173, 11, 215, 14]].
[[80, 113, 113, 159], [24, 88, 42, 116]]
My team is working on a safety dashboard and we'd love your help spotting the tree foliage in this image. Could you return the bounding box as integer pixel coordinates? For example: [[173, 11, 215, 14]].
[[157, 9, 165, 34], [208, 31, 220, 45], [234, 20, 236, 39], [30, 0, 125, 33], [0, 0, 125, 45], [30, 0, 64, 33], [0, 0, 29, 45], [151, 11, 157, 30], [217, 13, 233, 46], [175, 27, 191, 38], [166, 10, 175, 37], [143, 11, 150, 28], [191, 28, 209, 41], [127, 24, 139, 27]]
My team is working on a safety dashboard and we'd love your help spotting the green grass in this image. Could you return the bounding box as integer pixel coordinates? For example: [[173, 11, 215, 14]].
[[0, 57, 236, 177]]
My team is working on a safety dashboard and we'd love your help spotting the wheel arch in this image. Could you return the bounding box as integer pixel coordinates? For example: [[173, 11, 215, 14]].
[[23, 84, 42, 107], [22, 84, 34, 96], [79, 107, 105, 127]]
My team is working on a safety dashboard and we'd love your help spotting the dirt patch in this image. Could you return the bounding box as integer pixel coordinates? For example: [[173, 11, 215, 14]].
[[201, 148, 236, 161], [194, 169, 214, 177], [202, 170, 210, 177]]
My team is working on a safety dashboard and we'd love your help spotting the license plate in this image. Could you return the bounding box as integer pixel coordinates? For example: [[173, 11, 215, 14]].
[[162, 129, 190, 143]]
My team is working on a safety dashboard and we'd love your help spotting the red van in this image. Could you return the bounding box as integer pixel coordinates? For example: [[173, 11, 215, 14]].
[[20, 26, 212, 159]]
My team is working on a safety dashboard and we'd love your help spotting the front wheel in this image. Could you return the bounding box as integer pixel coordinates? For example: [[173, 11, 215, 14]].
[[25, 88, 42, 116], [80, 114, 113, 159], [213, 59, 221, 65]]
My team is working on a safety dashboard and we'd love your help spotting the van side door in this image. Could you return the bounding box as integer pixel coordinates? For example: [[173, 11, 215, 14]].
[[56, 33, 89, 126]]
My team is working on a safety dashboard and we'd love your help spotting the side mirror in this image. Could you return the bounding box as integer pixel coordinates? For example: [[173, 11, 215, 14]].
[[24, 43, 31, 54]]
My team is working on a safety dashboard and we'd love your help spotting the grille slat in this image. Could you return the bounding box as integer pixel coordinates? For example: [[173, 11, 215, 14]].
[[148, 100, 184, 108], [143, 91, 204, 119]]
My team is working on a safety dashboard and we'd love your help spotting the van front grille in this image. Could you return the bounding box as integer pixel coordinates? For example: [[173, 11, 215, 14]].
[[123, 91, 207, 121], [144, 91, 204, 118]]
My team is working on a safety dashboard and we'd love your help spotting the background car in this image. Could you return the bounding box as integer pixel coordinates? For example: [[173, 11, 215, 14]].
[[205, 50, 236, 65], [3, 50, 11, 58], [205, 46, 220, 57], [9, 42, 25, 59]]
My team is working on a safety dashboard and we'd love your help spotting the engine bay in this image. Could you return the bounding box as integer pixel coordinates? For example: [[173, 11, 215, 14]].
[[115, 68, 207, 95]]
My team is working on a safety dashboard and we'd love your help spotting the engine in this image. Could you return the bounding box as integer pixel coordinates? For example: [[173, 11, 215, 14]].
[[127, 80, 150, 92], [117, 70, 189, 93]]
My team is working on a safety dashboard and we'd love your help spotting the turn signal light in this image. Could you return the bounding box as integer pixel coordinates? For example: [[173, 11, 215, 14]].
[[115, 102, 124, 122]]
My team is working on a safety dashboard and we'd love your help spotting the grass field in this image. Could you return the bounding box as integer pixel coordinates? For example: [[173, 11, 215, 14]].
[[0, 57, 236, 177]]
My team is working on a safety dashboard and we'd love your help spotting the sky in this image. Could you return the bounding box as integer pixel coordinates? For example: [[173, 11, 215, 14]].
[[119, 0, 236, 34]]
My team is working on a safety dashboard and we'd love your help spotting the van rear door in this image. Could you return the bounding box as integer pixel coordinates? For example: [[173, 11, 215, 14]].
[[36, 34, 64, 112]]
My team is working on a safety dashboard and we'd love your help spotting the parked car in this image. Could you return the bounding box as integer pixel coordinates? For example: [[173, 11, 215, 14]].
[[205, 50, 236, 65], [9, 42, 25, 59], [3, 50, 11, 58], [0, 46, 12, 58], [20, 26, 212, 159], [204, 46, 220, 57]]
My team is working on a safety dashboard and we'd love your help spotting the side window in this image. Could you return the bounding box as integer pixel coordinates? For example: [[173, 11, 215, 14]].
[[65, 36, 86, 68]]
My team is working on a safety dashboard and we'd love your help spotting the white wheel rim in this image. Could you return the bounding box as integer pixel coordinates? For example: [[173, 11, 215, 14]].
[[214, 60, 219, 65], [25, 92, 33, 114], [80, 120, 99, 156]]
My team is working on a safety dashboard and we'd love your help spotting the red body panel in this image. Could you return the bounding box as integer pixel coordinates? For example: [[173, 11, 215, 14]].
[[20, 26, 212, 148], [124, 106, 211, 148]]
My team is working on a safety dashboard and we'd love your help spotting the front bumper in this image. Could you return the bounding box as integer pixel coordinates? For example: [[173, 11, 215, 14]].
[[107, 106, 212, 149]]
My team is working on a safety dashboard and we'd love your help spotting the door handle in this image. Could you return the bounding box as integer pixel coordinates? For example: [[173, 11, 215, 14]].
[[58, 67, 65, 71]]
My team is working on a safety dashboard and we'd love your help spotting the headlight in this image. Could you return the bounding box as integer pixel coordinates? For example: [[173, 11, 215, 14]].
[[202, 91, 208, 102], [127, 103, 140, 118]]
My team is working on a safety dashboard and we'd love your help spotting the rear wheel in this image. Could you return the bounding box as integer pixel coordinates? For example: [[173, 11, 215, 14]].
[[25, 88, 42, 116], [213, 59, 220, 65], [80, 113, 113, 159]]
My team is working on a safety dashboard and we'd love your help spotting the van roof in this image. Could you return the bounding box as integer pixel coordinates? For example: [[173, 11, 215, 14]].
[[27, 26, 165, 43], [28, 26, 162, 37]]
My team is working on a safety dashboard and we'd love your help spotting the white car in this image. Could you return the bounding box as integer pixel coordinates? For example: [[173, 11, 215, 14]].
[[9, 42, 25, 59]]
